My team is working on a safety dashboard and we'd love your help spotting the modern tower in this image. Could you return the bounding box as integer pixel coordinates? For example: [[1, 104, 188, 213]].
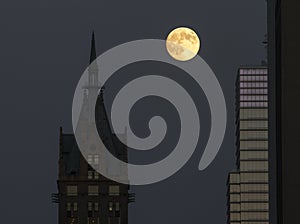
[[267, 1, 300, 224], [227, 66, 269, 224], [52, 32, 134, 224]]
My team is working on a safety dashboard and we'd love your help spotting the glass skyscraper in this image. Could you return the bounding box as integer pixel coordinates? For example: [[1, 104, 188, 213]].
[[227, 66, 269, 224], [268, 1, 300, 224]]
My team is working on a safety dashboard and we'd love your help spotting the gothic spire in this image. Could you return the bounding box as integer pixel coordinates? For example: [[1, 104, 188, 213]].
[[89, 31, 97, 64], [87, 31, 99, 88]]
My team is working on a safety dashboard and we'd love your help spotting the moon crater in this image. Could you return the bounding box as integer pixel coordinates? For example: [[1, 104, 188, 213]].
[[166, 27, 200, 61]]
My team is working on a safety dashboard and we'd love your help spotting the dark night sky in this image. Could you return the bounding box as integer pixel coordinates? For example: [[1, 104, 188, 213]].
[[0, 0, 266, 223]]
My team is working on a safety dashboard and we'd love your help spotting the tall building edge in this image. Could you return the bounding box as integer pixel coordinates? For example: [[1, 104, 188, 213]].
[[267, 1, 280, 224], [268, 0, 300, 223], [227, 66, 269, 224]]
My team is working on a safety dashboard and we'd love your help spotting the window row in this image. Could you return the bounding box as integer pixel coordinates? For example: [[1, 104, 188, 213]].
[[240, 161, 268, 172], [239, 130, 268, 140], [66, 201, 121, 215], [240, 211, 269, 221], [229, 202, 269, 214], [240, 75, 268, 81], [230, 184, 270, 194], [240, 120, 268, 130], [231, 192, 269, 202], [239, 69, 268, 75], [239, 151, 268, 160], [240, 82, 268, 88], [239, 141, 268, 150], [239, 108, 268, 119], [240, 183, 269, 192], [240, 95, 268, 101], [240, 88, 268, 95], [67, 217, 121, 224], [240, 102, 268, 108], [240, 193, 269, 202], [240, 202, 269, 211], [229, 183, 269, 194], [240, 222, 269, 224], [66, 185, 120, 196], [240, 173, 269, 183]]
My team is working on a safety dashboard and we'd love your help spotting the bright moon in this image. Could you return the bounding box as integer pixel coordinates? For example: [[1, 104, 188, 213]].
[[166, 27, 200, 61]]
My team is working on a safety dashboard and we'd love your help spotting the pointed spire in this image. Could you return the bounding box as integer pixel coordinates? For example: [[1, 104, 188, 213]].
[[86, 31, 99, 88], [89, 31, 97, 64]]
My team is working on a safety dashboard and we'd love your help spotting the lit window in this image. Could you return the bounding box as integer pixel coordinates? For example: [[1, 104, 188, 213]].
[[94, 171, 99, 180], [88, 186, 99, 196], [94, 155, 99, 165], [67, 203, 71, 211], [115, 202, 120, 212], [109, 185, 120, 196], [109, 202, 113, 212], [95, 202, 99, 211], [88, 171, 93, 180], [229, 173, 240, 184], [88, 155, 93, 165], [230, 212, 240, 221], [229, 194, 240, 202], [230, 203, 240, 211], [67, 185, 78, 196], [88, 202, 93, 211], [67, 202, 77, 212], [229, 185, 240, 193], [74, 203, 78, 211]]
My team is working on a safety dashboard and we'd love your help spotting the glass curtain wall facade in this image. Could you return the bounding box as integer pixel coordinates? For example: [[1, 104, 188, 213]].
[[268, 1, 300, 223], [227, 66, 269, 224]]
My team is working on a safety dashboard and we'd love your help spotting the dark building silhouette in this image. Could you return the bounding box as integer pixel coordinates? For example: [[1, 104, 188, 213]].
[[52, 32, 134, 224], [268, 1, 300, 224], [227, 66, 269, 224]]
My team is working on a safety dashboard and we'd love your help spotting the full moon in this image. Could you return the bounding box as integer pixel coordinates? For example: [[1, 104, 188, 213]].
[[166, 27, 200, 61]]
